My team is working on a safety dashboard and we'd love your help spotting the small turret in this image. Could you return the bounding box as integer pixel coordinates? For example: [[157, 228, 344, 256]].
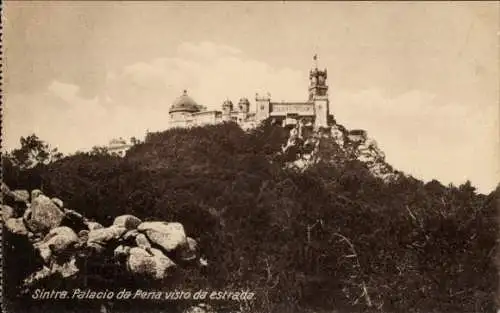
[[222, 99, 233, 122], [238, 98, 250, 113], [222, 99, 233, 113]]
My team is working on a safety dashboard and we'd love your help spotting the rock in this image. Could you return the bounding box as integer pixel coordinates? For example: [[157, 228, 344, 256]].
[[85, 221, 104, 231], [61, 209, 87, 231], [5, 218, 29, 236], [138, 222, 188, 252], [178, 237, 198, 262], [51, 197, 64, 208], [126, 247, 176, 280], [114, 245, 131, 259], [78, 229, 88, 235], [22, 266, 52, 289], [183, 306, 206, 313], [135, 233, 152, 250], [63, 208, 84, 219], [26, 195, 65, 233], [51, 255, 79, 278], [183, 304, 216, 313], [31, 189, 43, 200], [87, 242, 106, 255], [2, 205, 15, 221], [1, 182, 11, 194], [87, 225, 127, 246], [199, 257, 209, 267], [77, 230, 89, 246], [113, 214, 142, 230], [34, 226, 79, 263], [122, 229, 140, 241], [12, 190, 30, 203], [23, 208, 32, 222], [24, 256, 79, 286]]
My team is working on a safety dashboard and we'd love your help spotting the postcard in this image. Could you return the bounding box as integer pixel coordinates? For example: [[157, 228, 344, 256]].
[[2, 2, 499, 313]]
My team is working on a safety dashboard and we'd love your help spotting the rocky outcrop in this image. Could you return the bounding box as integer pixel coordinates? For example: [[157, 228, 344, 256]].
[[280, 121, 400, 182], [1, 184, 204, 294]]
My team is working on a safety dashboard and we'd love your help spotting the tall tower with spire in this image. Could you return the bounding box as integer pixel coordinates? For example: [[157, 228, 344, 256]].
[[308, 54, 328, 100], [308, 55, 330, 128]]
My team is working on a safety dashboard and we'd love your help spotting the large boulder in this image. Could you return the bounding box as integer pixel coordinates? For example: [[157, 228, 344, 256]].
[[51, 197, 64, 209], [135, 233, 152, 251], [114, 245, 131, 260], [2, 205, 15, 222], [5, 218, 29, 236], [34, 226, 79, 263], [11, 189, 30, 203], [87, 225, 127, 246], [85, 221, 104, 231], [137, 222, 188, 252], [126, 247, 176, 280], [113, 214, 142, 230], [26, 195, 65, 233], [31, 189, 43, 201]]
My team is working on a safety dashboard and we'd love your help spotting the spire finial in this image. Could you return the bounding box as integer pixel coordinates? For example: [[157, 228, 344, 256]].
[[313, 54, 318, 69]]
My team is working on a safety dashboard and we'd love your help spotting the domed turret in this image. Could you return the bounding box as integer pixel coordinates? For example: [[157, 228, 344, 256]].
[[238, 98, 250, 113], [169, 90, 201, 114], [222, 99, 233, 113]]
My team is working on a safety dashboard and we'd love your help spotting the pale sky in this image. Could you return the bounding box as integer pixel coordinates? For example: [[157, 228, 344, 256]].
[[3, 1, 499, 193]]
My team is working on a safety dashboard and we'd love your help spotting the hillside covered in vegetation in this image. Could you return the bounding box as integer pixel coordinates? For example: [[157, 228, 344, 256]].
[[3, 121, 498, 313]]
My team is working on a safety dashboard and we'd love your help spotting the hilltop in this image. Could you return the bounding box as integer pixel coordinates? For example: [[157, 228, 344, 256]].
[[2, 121, 498, 313]]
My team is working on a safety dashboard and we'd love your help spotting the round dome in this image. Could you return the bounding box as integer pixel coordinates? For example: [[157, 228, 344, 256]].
[[169, 90, 200, 113]]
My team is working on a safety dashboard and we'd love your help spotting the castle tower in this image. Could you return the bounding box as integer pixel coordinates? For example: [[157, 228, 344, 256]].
[[308, 55, 330, 128], [238, 98, 250, 113], [255, 93, 271, 122], [222, 99, 233, 122]]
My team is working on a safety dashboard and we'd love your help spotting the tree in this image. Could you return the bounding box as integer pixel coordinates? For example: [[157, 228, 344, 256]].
[[89, 146, 111, 156], [7, 134, 63, 169]]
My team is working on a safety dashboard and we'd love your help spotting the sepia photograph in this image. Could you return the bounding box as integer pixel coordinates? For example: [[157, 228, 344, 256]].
[[2, 2, 499, 313]]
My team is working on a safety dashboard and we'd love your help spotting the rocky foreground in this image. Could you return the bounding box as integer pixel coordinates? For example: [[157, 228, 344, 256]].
[[1, 183, 216, 313]]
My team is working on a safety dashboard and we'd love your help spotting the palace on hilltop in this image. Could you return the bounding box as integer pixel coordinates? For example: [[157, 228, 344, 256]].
[[108, 56, 336, 156], [167, 55, 334, 130]]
